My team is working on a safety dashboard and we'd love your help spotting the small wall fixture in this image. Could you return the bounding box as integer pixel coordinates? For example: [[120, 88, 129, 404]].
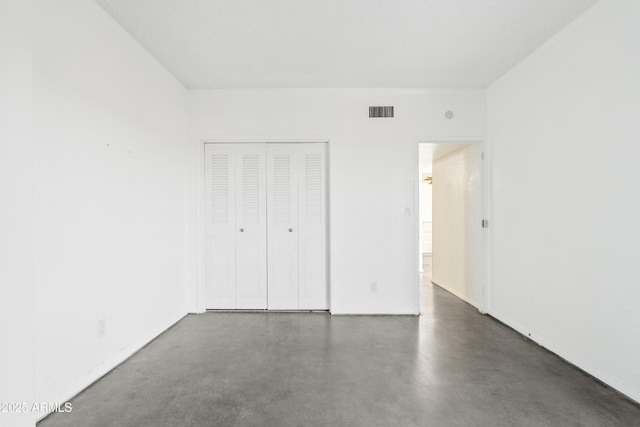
[[445, 111, 454, 120], [424, 176, 432, 185]]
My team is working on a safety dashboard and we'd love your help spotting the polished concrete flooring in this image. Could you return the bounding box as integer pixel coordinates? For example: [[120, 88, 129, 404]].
[[41, 256, 640, 426]]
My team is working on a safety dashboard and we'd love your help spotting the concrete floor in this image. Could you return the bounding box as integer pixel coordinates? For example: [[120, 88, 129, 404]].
[[40, 256, 640, 426]]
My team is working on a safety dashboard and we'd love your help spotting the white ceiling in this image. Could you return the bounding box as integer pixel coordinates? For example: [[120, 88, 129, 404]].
[[95, 0, 598, 89]]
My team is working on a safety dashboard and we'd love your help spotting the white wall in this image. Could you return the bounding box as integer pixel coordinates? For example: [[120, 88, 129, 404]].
[[420, 174, 433, 253], [488, 0, 640, 403], [188, 89, 486, 314], [0, 1, 35, 426], [420, 174, 433, 223], [421, 222, 433, 254], [431, 145, 483, 307], [33, 0, 189, 410]]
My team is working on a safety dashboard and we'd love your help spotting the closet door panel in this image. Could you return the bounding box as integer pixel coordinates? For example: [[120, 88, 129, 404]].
[[298, 144, 328, 310], [235, 145, 268, 309], [206, 143, 327, 312], [267, 145, 299, 309], [204, 144, 237, 309]]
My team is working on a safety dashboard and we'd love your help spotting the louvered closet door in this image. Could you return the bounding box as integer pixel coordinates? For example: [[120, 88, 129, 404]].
[[297, 144, 328, 310], [267, 143, 328, 310], [235, 144, 268, 309], [267, 145, 299, 309], [205, 143, 267, 310], [204, 144, 237, 309]]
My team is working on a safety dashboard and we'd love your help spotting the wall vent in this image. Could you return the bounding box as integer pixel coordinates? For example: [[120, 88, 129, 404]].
[[369, 106, 394, 118]]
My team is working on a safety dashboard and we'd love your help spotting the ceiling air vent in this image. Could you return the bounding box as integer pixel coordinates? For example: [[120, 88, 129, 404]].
[[369, 106, 394, 118]]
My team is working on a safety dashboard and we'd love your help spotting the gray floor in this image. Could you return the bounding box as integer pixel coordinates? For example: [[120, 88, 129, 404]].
[[40, 257, 640, 426]]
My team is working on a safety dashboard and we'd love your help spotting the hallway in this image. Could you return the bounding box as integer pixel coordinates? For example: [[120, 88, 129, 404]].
[[40, 266, 640, 426]]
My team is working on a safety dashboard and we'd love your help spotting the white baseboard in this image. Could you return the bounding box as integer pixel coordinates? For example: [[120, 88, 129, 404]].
[[37, 310, 188, 423]]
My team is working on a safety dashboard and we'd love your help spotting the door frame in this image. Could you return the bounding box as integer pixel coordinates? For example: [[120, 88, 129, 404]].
[[193, 138, 331, 313], [415, 136, 490, 314]]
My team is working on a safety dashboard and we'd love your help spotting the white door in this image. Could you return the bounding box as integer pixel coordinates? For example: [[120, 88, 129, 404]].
[[267, 145, 299, 309], [204, 143, 267, 309], [235, 144, 268, 309], [204, 144, 236, 309], [205, 142, 326, 311], [297, 144, 328, 310], [267, 143, 328, 310]]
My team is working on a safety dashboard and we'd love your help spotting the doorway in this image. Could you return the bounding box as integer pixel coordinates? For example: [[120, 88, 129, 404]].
[[417, 141, 487, 313]]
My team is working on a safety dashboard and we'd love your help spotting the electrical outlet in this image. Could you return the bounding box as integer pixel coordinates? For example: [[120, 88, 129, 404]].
[[97, 319, 106, 338], [370, 281, 378, 293]]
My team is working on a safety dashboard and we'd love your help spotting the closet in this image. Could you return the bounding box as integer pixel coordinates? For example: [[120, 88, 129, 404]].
[[204, 142, 328, 310]]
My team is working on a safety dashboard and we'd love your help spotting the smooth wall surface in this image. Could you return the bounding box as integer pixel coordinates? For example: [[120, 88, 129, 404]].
[[0, 1, 35, 426], [33, 0, 189, 409], [432, 145, 483, 307], [188, 89, 486, 314], [488, 0, 640, 402], [421, 222, 433, 254], [420, 174, 433, 254], [420, 175, 433, 223]]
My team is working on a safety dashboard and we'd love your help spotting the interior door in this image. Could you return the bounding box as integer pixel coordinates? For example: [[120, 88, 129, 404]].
[[205, 142, 326, 311], [235, 144, 268, 309], [297, 144, 328, 309], [204, 144, 237, 309], [267, 144, 299, 309]]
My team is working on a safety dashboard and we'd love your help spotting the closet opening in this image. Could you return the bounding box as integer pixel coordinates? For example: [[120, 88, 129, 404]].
[[202, 142, 329, 312]]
